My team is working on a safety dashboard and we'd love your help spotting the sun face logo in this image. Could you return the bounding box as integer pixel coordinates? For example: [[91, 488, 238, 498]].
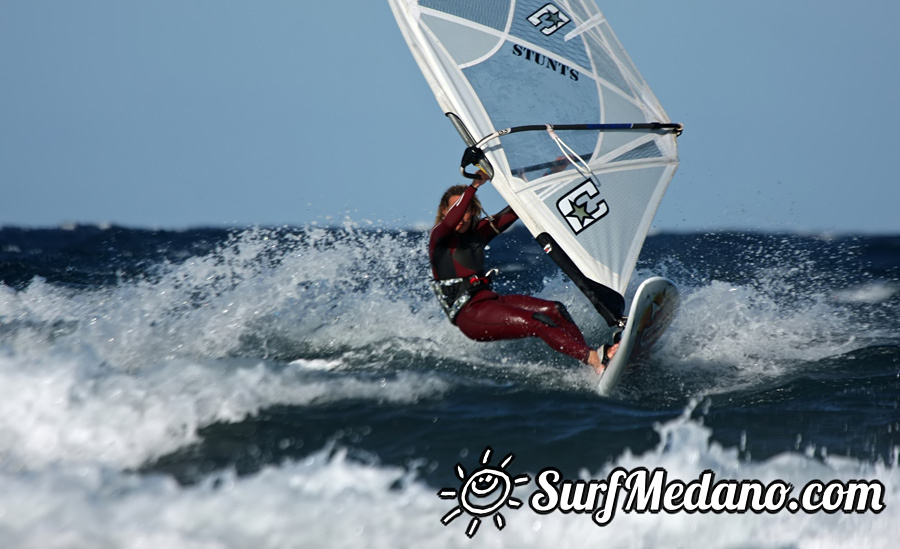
[[437, 447, 531, 538]]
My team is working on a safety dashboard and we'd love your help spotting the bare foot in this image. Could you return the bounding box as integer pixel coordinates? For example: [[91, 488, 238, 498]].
[[606, 341, 619, 361], [606, 342, 619, 361], [588, 342, 619, 375]]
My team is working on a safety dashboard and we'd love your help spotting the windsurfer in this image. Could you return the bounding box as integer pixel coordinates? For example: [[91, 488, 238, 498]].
[[428, 171, 618, 373]]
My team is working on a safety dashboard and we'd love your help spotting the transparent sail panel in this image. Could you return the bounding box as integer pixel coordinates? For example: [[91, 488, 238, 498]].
[[390, 0, 679, 300]]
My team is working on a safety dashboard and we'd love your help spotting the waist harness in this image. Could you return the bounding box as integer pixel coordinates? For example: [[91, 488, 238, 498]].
[[430, 268, 498, 321]]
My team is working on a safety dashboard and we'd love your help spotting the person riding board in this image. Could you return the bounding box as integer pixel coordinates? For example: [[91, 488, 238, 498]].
[[428, 169, 618, 373]]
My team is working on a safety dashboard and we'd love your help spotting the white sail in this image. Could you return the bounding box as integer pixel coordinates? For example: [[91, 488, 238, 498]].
[[390, 0, 681, 324]]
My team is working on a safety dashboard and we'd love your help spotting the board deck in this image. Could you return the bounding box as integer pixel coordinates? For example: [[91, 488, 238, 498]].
[[596, 277, 680, 396]]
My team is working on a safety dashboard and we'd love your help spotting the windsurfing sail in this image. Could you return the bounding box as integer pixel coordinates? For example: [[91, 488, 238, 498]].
[[389, 0, 682, 325]]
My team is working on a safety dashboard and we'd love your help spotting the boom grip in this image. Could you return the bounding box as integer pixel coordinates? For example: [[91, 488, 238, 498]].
[[460, 145, 488, 180], [460, 166, 482, 180]]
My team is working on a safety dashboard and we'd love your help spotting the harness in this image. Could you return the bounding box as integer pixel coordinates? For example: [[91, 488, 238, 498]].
[[430, 268, 498, 321]]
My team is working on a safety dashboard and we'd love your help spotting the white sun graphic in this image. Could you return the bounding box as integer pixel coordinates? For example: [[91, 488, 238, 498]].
[[437, 447, 531, 538]]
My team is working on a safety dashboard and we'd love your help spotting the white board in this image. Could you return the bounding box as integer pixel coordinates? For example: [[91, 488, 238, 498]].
[[596, 277, 679, 396]]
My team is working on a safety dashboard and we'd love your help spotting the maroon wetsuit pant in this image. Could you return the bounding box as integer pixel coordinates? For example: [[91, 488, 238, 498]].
[[454, 291, 592, 364]]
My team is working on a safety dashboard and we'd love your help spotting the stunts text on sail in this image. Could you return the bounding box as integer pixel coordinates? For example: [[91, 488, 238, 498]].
[[511, 45, 580, 81]]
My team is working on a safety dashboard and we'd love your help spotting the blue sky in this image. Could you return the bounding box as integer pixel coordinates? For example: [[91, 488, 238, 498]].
[[2, 1, 898, 234]]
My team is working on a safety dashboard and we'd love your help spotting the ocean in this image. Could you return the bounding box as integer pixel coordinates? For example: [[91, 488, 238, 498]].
[[0, 223, 898, 548]]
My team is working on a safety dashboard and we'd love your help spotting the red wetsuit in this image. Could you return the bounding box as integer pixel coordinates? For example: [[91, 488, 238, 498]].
[[429, 185, 594, 364]]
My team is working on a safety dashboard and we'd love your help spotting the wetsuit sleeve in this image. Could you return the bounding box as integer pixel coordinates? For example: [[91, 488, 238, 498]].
[[475, 205, 518, 241], [491, 206, 518, 232]]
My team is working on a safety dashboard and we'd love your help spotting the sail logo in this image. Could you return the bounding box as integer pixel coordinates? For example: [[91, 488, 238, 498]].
[[527, 3, 571, 36], [557, 179, 609, 234]]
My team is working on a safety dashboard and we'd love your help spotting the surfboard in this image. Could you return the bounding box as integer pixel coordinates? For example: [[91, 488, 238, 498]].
[[389, 1, 682, 387], [597, 277, 680, 396]]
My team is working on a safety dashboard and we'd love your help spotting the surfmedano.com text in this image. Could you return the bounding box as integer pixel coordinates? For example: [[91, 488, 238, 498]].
[[530, 467, 885, 525]]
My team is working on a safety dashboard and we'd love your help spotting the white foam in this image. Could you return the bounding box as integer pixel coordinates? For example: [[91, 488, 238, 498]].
[[0, 226, 889, 472], [627, 272, 875, 397], [7, 225, 872, 402], [0, 227, 504, 473], [832, 281, 899, 304], [0, 351, 449, 471], [0, 411, 895, 548], [0, 227, 448, 370], [287, 358, 343, 371], [1, 227, 897, 546]]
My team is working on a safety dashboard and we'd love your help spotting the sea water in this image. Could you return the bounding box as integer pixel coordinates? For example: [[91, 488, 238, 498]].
[[1, 224, 898, 548]]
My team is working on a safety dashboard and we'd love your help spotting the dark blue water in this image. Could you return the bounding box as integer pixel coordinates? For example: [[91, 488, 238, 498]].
[[1, 224, 898, 546]]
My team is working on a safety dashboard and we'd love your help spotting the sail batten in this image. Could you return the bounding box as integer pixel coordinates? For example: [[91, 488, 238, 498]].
[[390, 0, 680, 322]]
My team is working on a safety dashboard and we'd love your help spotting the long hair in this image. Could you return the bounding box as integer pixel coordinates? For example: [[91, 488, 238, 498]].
[[434, 185, 483, 226]]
